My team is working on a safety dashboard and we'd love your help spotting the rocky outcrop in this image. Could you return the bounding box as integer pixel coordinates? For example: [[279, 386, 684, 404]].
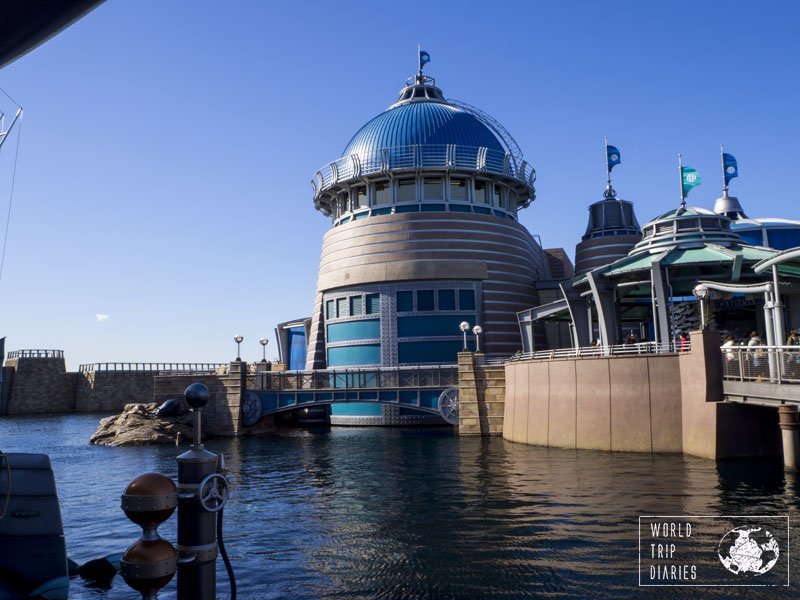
[[89, 402, 197, 446]]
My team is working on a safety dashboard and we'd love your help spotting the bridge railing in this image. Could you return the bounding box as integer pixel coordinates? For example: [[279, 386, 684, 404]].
[[79, 362, 228, 373], [7, 349, 64, 359], [721, 345, 800, 384], [251, 365, 459, 392], [506, 341, 687, 363]]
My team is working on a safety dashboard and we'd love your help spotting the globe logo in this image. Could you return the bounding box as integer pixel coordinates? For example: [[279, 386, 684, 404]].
[[610, 154, 618, 161], [726, 166, 736, 174], [717, 526, 780, 576], [684, 173, 697, 183]]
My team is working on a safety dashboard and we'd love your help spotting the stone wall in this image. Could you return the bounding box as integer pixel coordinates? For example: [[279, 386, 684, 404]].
[[4, 356, 78, 415], [457, 352, 505, 435], [75, 370, 155, 413]]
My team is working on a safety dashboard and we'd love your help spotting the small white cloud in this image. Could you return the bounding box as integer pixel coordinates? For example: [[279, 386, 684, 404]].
[[96, 314, 110, 322]]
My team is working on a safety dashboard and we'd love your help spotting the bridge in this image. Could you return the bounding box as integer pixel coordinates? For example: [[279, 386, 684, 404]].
[[244, 365, 459, 424]]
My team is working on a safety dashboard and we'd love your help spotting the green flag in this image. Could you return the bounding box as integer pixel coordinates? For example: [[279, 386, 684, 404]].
[[681, 167, 701, 197]]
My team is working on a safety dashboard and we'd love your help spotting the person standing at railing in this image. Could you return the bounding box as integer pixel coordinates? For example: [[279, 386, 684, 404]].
[[679, 332, 690, 353], [786, 328, 799, 379], [747, 331, 763, 379], [722, 335, 737, 378]]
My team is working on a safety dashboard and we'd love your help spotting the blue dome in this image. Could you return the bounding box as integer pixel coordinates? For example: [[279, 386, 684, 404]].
[[342, 101, 504, 158]]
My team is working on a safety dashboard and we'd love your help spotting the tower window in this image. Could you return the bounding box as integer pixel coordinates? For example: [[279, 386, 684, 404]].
[[374, 181, 390, 205], [397, 291, 413, 312], [412, 88, 425, 98], [397, 179, 416, 203], [424, 178, 443, 200], [326, 300, 335, 319], [417, 290, 435, 311], [438, 289, 455, 310], [366, 294, 380, 314], [493, 184, 502, 207], [337, 297, 348, 318], [353, 186, 367, 209], [350, 296, 363, 316], [450, 178, 468, 201], [474, 180, 489, 204], [459, 290, 476, 310]]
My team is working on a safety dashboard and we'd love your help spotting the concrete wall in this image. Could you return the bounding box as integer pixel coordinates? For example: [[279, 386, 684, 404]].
[[503, 353, 682, 452], [4, 356, 78, 415], [75, 371, 155, 412], [457, 352, 505, 435]]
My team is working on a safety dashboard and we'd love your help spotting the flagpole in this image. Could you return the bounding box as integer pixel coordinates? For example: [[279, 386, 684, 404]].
[[720, 143, 727, 196], [679, 154, 685, 209], [604, 136, 611, 193], [417, 43, 421, 78]]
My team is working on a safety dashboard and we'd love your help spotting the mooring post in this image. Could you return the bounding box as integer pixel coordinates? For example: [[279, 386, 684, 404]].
[[176, 383, 229, 599], [778, 405, 800, 471]]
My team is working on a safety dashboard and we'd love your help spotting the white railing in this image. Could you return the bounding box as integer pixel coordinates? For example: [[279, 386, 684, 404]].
[[507, 341, 688, 363], [251, 364, 458, 392], [721, 345, 800, 384], [312, 144, 536, 199]]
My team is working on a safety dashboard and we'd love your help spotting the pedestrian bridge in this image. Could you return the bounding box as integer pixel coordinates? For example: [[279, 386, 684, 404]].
[[243, 365, 459, 425], [721, 346, 800, 407]]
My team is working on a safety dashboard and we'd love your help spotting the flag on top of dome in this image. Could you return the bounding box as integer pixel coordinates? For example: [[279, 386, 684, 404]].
[[607, 145, 621, 172], [723, 152, 738, 186]]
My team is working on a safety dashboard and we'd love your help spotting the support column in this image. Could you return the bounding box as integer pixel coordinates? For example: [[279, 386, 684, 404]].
[[586, 272, 617, 347], [778, 405, 800, 471], [560, 283, 590, 348]]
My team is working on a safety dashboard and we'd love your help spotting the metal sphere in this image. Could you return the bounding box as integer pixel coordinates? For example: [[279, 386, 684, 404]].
[[121, 538, 177, 594], [184, 382, 210, 408], [473, 325, 483, 335], [459, 321, 470, 332], [259, 337, 269, 346], [121, 473, 177, 528], [234, 335, 244, 343]]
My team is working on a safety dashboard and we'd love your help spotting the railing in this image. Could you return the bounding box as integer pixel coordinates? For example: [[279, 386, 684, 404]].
[[251, 365, 458, 392], [507, 341, 688, 363], [7, 349, 64, 359], [79, 362, 228, 373], [312, 144, 536, 199], [721, 346, 800, 384]]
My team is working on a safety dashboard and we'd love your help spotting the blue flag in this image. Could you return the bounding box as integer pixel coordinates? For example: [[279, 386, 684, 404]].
[[607, 145, 621, 172], [723, 153, 738, 186], [419, 50, 430, 69]]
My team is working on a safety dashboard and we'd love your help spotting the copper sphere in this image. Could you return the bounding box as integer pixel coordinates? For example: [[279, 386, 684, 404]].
[[121, 538, 177, 594], [121, 472, 177, 528]]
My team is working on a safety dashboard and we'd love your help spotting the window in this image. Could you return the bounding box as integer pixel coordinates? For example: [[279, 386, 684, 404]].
[[424, 178, 443, 200], [438, 289, 455, 310], [350, 296, 363, 316], [336, 297, 348, 318], [366, 294, 380, 314], [417, 290, 435, 311], [397, 291, 413, 312], [337, 192, 348, 216], [412, 88, 425, 98], [397, 179, 416, 203], [509, 190, 518, 210], [493, 184, 502, 207], [450, 178, 468, 201], [326, 300, 335, 319], [459, 289, 475, 310], [474, 180, 489, 204], [374, 181, 390, 205], [353, 186, 367, 209]]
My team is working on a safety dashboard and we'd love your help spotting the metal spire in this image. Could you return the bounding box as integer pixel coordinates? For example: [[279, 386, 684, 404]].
[[678, 154, 686, 209], [720, 143, 728, 197], [604, 136, 615, 198]]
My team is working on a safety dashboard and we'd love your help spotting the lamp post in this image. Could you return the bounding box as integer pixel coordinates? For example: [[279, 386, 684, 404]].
[[234, 335, 243, 361], [259, 337, 269, 362], [459, 321, 471, 351], [472, 325, 483, 353]]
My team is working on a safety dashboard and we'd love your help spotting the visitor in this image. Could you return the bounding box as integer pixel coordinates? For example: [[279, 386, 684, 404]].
[[722, 335, 737, 378], [679, 332, 690, 352], [786, 328, 799, 379], [747, 331, 763, 379]]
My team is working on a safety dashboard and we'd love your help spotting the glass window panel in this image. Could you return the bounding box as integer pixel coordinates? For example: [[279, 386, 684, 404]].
[[350, 296, 363, 316], [366, 293, 380, 314], [374, 181, 390, 205], [450, 178, 467, 201], [424, 178, 443, 200], [509, 191, 518, 210], [397, 179, 416, 203], [326, 300, 335, 319], [493, 184, 502, 207], [459, 289, 476, 310], [417, 290, 435, 311], [474, 180, 488, 204], [397, 291, 414, 312], [336, 297, 348, 318], [354, 187, 367, 209], [438, 289, 455, 310]]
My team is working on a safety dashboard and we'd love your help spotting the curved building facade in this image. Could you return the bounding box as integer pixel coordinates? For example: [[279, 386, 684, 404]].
[[305, 69, 550, 424], [574, 189, 640, 275]]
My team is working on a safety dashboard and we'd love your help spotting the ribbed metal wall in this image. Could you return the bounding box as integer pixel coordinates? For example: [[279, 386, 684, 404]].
[[574, 235, 642, 275], [305, 212, 549, 369]]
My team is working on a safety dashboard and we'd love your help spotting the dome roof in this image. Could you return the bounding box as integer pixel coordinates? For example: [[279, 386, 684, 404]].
[[341, 99, 504, 158], [631, 205, 742, 255]]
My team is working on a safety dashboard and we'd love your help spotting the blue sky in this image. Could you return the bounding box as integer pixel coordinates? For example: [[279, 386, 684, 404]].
[[1, 1, 798, 368]]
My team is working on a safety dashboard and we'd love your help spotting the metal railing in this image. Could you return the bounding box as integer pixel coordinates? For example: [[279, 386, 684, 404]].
[[251, 365, 458, 392], [79, 362, 227, 373], [7, 349, 64, 359], [721, 346, 800, 384], [312, 144, 536, 199], [507, 341, 688, 363]]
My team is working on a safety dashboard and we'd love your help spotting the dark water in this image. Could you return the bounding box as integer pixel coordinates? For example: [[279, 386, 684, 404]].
[[1, 414, 799, 599]]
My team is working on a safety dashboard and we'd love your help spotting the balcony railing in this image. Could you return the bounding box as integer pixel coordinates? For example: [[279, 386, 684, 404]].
[[251, 365, 459, 392], [312, 144, 536, 199], [721, 346, 800, 384], [79, 362, 228, 373], [7, 349, 64, 359], [506, 341, 688, 363]]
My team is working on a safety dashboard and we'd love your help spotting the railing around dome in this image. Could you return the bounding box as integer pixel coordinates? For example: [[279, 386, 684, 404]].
[[312, 144, 535, 199]]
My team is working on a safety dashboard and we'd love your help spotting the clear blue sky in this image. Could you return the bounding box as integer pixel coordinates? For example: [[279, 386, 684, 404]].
[[1, 1, 798, 368]]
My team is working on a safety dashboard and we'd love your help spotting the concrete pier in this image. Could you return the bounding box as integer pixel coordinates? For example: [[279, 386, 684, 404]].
[[778, 405, 800, 471]]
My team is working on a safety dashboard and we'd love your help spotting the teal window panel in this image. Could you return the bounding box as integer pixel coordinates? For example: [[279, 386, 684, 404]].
[[379, 391, 398, 401], [297, 393, 315, 404], [366, 293, 380, 314], [339, 216, 352, 224], [372, 207, 392, 216], [449, 204, 471, 212], [395, 205, 419, 213], [397, 291, 413, 312], [459, 290, 476, 310], [327, 319, 380, 343], [398, 340, 464, 364], [438, 289, 455, 310], [417, 290, 434, 311], [473, 206, 491, 215], [327, 344, 380, 366], [420, 390, 440, 409], [353, 212, 369, 220], [399, 391, 419, 405], [330, 402, 383, 416], [421, 204, 446, 212], [397, 315, 475, 337]]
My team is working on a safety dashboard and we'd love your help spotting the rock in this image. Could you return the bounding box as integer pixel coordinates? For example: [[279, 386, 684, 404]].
[[89, 402, 197, 446]]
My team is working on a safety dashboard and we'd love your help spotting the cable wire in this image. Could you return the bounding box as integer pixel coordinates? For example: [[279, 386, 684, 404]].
[[0, 116, 22, 283], [217, 507, 237, 599]]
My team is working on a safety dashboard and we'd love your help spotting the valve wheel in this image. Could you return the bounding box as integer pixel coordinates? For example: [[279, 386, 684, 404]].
[[198, 473, 230, 513], [438, 387, 459, 425]]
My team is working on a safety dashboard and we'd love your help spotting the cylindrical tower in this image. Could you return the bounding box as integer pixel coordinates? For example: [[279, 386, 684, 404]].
[[574, 188, 641, 275], [305, 67, 549, 424]]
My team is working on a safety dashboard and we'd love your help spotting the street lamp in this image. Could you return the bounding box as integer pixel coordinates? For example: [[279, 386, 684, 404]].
[[459, 321, 471, 351], [234, 335, 244, 361], [472, 325, 483, 353], [259, 337, 269, 362]]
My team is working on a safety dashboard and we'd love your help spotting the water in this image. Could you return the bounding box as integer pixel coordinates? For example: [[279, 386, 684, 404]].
[[1, 414, 799, 598]]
